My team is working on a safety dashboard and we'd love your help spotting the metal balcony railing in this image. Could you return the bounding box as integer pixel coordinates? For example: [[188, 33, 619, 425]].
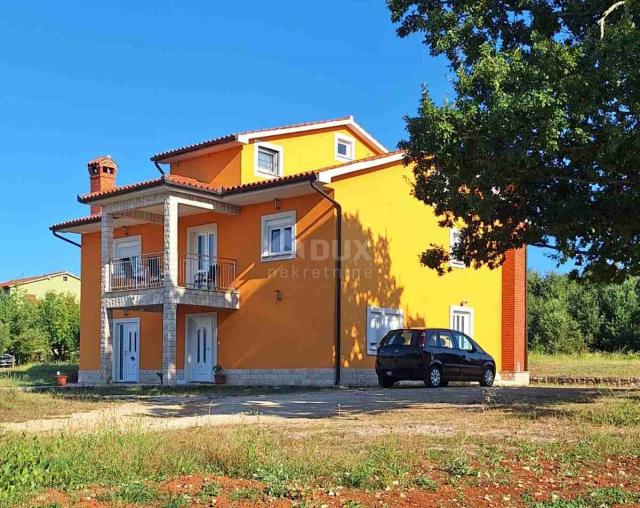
[[179, 253, 237, 291], [108, 253, 237, 292], [109, 252, 164, 292]]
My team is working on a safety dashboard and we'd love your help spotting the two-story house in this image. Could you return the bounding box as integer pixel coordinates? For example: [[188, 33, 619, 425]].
[[51, 116, 528, 386]]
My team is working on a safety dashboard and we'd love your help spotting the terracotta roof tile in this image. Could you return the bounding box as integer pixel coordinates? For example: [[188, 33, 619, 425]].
[[51, 214, 101, 231], [0, 271, 77, 288]]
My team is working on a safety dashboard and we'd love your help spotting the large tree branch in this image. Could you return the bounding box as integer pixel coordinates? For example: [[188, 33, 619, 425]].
[[599, 1, 626, 38]]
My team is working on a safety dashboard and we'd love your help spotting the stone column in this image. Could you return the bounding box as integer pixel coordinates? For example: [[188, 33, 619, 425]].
[[99, 213, 114, 383], [162, 195, 178, 384]]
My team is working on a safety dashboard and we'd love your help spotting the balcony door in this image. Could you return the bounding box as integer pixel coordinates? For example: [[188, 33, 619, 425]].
[[185, 313, 216, 383], [113, 318, 140, 383], [187, 225, 217, 289]]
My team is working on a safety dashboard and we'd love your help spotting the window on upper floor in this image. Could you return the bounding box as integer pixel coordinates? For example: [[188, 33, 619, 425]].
[[261, 211, 296, 261], [255, 142, 283, 178], [335, 133, 355, 161], [449, 228, 465, 268]]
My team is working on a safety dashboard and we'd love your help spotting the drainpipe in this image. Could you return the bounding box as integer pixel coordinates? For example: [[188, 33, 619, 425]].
[[51, 229, 81, 248], [154, 161, 165, 175], [310, 178, 342, 386]]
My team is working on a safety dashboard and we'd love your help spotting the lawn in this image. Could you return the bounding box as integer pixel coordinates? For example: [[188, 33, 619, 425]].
[[1, 387, 639, 507], [530, 352, 640, 378]]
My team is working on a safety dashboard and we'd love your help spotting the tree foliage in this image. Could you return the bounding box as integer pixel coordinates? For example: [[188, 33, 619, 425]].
[[528, 271, 640, 353], [0, 290, 80, 363], [388, 0, 640, 281]]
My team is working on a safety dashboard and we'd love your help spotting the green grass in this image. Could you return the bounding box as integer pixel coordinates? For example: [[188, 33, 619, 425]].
[[0, 363, 78, 388], [1, 418, 639, 508], [529, 352, 640, 378]]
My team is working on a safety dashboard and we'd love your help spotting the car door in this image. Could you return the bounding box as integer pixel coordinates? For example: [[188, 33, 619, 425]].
[[453, 332, 482, 379], [436, 330, 461, 379]]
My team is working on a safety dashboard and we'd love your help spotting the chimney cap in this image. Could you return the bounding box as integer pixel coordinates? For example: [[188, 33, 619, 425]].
[[88, 155, 117, 167], [88, 156, 117, 176]]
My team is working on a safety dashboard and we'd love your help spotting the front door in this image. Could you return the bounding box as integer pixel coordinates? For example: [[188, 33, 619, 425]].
[[186, 314, 215, 382], [114, 319, 139, 383]]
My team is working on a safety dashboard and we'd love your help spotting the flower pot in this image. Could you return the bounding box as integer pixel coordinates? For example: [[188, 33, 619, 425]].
[[55, 374, 68, 387], [214, 374, 226, 385]]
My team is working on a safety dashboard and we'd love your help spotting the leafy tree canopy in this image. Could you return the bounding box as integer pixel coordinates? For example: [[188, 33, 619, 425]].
[[388, 0, 640, 281]]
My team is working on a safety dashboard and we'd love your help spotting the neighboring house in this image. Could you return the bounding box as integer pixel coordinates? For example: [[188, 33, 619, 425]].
[[51, 116, 527, 386], [0, 271, 80, 300]]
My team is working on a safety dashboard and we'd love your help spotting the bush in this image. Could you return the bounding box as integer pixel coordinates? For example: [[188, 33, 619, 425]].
[[528, 272, 640, 354]]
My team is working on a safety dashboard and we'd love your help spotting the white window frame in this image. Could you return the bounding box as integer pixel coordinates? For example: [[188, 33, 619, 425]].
[[334, 133, 355, 162], [261, 210, 296, 261], [113, 235, 141, 259], [254, 141, 284, 178], [449, 228, 465, 268], [450, 305, 474, 339], [366, 305, 404, 356]]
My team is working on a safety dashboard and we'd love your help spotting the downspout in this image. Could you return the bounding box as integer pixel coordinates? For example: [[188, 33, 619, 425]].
[[51, 229, 81, 248], [154, 160, 165, 175], [310, 177, 342, 386]]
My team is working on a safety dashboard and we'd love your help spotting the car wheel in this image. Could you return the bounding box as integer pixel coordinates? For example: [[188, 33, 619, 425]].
[[480, 367, 495, 387], [378, 375, 395, 388], [425, 365, 443, 388]]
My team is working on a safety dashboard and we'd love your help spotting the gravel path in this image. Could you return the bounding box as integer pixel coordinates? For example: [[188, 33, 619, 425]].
[[1, 385, 611, 434]]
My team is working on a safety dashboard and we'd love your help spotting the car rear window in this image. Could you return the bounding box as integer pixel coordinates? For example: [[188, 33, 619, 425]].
[[380, 330, 414, 347], [438, 331, 455, 349]]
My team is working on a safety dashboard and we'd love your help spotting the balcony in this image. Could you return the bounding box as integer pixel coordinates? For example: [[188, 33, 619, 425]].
[[106, 253, 239, 310]]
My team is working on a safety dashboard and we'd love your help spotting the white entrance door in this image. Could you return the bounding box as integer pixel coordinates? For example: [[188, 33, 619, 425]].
[[450, 306, 474, 338], [114, 319, 140, 383], [186, 314, 216, 382], [187, 225, 217, 288]]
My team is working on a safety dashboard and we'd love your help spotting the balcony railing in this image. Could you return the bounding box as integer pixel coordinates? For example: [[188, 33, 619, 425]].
[[108, 253, 237, 292], [179, 253, 236, 291], [109, 252, 164, 292]]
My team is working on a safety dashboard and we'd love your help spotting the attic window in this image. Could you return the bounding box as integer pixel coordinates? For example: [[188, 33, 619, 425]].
[[335, 134, 355, 161], [63, 276, 68, 282], [255, 142, 283, 178]]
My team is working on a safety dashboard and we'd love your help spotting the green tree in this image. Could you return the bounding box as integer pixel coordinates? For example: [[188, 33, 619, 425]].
[[38, 292, 80, 361], [388, 0, 640, 281]]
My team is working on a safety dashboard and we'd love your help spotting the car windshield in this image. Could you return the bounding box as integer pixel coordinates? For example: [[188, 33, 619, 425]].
[[380, 330, 414, 347]]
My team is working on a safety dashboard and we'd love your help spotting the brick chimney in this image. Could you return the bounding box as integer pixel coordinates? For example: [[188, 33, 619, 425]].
[[501, 247, 527, 375], [88, 156, 117, 215]]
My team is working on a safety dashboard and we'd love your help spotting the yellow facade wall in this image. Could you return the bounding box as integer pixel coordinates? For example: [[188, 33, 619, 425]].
[[167, 126, 382, 189], [11, 274, 81, 299], [239, 127, 380, 185], [330, 162, 504, 371]]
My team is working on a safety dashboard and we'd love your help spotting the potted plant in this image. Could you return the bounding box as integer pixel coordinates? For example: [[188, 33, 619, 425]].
[[54, 370, 68, 387], [213, 365, 226, 385]]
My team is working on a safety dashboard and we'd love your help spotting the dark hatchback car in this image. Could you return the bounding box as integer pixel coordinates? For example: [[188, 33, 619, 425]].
[[375, 328, 496, 388]]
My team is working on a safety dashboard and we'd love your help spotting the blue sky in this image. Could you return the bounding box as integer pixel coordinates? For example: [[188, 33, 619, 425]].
[[0, 0, 564, 281]]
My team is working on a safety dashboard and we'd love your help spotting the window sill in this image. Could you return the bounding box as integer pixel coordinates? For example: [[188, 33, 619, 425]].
[[261, 253, 296, 263]]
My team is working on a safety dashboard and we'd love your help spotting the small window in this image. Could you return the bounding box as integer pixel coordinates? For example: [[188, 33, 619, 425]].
[[255, 142, 283, 178], [454, 332, 474, 352], [450, 228, 464, 268], [366, 306, 404, 355], [380, 330, 413, 347], [426, 330, 439, 347], [62, 276, 68, 282], [335, 134, 355, 161], [438, 331, 454, 349], [261, 211, 296, 261]]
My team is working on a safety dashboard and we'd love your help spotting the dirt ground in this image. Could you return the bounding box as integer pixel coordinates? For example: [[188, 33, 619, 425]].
[[1, 384, 630, 439]]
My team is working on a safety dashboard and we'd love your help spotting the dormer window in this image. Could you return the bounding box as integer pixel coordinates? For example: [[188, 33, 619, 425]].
[[335, 134, 355, 161], [255, 142, 283, 178]]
